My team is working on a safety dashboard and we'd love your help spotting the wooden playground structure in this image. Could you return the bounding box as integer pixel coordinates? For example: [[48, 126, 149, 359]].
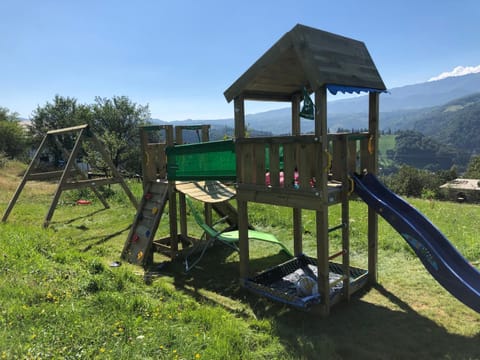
[[121, 24, 387, 315]]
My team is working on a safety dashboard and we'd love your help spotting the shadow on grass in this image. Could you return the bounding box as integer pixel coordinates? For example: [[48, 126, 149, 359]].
[[81, 225, 132, 252], [154, 245, 480, 359], [50, 208, 108, 226]]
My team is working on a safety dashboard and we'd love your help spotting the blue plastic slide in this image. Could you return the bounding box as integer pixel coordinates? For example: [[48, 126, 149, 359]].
[[352, 172, 480, 313]]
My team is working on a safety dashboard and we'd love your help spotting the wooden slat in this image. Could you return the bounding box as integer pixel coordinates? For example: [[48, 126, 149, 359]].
[[283, 143, 295, 189], [269, 144, 280, 188], [360, 137, 369, 173], [253, 143, 265, 186], [348, 140, 357, 174], [331, 136, 344, 181], [241, 143, 253, 184]]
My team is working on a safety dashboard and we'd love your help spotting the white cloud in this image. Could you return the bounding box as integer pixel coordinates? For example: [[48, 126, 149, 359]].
[[428, 65, 480, 82]]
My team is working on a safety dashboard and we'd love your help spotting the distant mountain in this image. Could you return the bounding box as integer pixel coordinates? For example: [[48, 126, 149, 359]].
[[409, 92, 480, 154], [329, 72, 480, 114], [150, 72, 480, 136]]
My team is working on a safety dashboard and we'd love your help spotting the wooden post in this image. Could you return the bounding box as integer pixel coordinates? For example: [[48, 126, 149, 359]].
[[201, 125, 209, 142], [292, 94, 302, 255], [340, 135, 350, 300], [139, 127, 150, 189], [234, 96, 249, 280], [315, 87, 330, 316], [161, 126, 177, 257], [368, 92, 380, 284], [175, 127, 185, 241], [175, 127, 183, 145]]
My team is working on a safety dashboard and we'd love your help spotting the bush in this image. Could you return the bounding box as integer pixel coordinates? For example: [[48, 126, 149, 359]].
[[382, 165, 448, 199]]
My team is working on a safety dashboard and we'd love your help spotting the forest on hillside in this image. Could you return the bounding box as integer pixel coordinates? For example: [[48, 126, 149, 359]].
[[382, 93, 480, 172]]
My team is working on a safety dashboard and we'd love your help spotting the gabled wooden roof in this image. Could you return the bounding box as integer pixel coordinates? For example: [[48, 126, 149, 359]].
[[224, 24, 386, 102]]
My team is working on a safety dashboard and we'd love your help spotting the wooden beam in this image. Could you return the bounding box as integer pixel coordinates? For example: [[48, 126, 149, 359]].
[[368, 92, 380, 284], [60, 177, 122, 190], [26, 170, 69, 181], [46, 124, 89, 135], [315, 86, 330, 315], [339, 135, 351, 300], [238, 199, 249, 280]]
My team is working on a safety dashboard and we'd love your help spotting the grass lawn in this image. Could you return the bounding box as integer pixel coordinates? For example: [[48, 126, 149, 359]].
[[1, 161, 479, 359]]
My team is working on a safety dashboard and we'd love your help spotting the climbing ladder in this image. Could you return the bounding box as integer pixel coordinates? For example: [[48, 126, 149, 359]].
[[121, 181, 169, 265]]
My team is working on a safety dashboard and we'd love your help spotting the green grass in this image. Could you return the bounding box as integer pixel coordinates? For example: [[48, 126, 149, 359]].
[[1, 161, 480, 359]]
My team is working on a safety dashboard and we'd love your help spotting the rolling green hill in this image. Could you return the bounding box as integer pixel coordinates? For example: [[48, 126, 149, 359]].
[[410, 92, 480, 154]]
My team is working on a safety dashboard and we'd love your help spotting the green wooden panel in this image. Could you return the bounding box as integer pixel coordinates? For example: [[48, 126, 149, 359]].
[[166, 140, 236, 181]]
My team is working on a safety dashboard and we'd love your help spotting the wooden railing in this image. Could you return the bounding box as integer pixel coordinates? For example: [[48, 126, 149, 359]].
[[329, 132, 373, 181], [235, 132, 373, 192], [236, 135, 323, 193]]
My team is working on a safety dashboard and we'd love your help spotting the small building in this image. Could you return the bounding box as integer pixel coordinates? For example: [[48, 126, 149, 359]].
[[440, 178, 480, 203]]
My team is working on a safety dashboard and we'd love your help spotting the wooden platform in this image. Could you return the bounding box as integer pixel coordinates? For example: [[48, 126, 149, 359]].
[[236, 181, 343, 210], [175, 181, 236, 203]]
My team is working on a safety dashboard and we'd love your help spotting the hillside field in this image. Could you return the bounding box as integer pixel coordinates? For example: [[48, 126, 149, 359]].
[[0, 160, 479, 359]]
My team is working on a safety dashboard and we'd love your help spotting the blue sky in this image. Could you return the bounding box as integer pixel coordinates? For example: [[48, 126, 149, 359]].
[[1, 0, 479, 120]]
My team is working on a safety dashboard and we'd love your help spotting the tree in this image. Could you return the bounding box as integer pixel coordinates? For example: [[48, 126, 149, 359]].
[[464, 155, 480, 179], [383, 165, 445, 198], [0, 107, 20, 122], [30, 95, 91, 142], [88, 96, 150, 173], [0, 107, 27, 159], [29, 95, 92, 166]]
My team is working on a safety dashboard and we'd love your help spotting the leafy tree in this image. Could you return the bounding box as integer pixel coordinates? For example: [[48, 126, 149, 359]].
[[0, 107, 27, 159], [88, 96, 150, 174], [382, 165, 447, 198], [0, 107, 20, 122], [464, 155, 480, 179], [29, 96, 92, 166], [30, 95, 91, 143]]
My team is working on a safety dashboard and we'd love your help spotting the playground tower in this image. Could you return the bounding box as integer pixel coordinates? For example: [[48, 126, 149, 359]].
[[223, 24, 386, 315]]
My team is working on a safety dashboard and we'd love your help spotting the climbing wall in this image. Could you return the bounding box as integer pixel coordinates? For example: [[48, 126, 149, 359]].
[[122, 181, 169, 265]]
